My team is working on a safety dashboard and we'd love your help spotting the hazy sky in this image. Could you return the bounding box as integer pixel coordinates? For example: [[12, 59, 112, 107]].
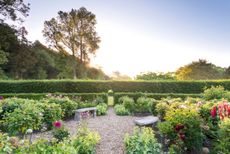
[[24, 0, 230, 77]]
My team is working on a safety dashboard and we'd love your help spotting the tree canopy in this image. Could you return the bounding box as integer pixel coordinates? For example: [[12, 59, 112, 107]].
[[43, 7, 100, 79], [0, 0, 30, 22], [175, 59, 227, 80]]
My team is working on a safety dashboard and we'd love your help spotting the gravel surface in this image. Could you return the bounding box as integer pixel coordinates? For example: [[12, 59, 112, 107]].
[[32, 107, 144, 154]]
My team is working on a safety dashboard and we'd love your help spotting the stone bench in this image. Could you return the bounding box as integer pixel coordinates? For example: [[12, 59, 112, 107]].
[[74, 107, 97, 121], [134, 116, 159, 127]]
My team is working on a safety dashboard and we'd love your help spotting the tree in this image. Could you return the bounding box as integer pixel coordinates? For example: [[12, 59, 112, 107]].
[[136, 72, 176, 80], [43, 7, 100, 79], [175, 59, 223, 80], [224, 67, 230, 79], [111, 71, 132, 80], [0, 0, 30, 23]]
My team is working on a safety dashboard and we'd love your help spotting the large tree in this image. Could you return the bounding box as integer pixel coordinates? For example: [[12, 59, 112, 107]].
[[175, 59, 223, 80], [0, 0, 30, 23], [43, 7, 100, 79]]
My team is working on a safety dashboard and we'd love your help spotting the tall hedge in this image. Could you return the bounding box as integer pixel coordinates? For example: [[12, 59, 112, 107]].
[[0, 80, 229, 93]]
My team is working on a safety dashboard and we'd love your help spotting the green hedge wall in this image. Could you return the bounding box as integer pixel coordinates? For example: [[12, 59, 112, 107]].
[[0, 80, 229, 93], [113, 93, 202, 103], [0, 93, 107, 101]]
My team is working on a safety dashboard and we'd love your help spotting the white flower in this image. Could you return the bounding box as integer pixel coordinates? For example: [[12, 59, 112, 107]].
[[26, 129, 33, 134]]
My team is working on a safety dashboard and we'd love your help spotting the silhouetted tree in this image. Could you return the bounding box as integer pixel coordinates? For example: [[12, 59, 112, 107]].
[[43, 7, 100, 79]]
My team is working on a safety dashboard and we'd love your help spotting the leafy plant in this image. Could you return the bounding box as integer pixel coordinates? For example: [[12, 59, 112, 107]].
[[37, 101, 63, 129], [118, 96, 134, 112], [155, 102, 170, 120], [124, 127, 162, 154], [96, 103, 108, 116], [3, 102, 43, 137], [46, 97, 78, 119], [114, 104, 130, 116], [72, 126, 100, 154], [203, 86, 227, 100], [157, 107, 203, 153], [135, 97, 154, 113], [213, 118, 230, 153]]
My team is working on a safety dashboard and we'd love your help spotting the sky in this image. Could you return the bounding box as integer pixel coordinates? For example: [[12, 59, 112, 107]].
[[24, 0, 230, 77]]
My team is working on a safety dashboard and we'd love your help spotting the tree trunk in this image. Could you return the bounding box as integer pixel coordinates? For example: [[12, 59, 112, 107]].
[[72, 54, 77, 79]]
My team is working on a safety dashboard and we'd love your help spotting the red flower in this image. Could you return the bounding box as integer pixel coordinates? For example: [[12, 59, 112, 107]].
[[179, 133, 185, 141], [210, 106, 217, 118], [175, 124, 184, 132], [53, 121, 62, 128], [228, 107, 230, 116]]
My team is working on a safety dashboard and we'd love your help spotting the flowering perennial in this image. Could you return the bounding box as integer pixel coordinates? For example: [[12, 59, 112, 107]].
[[211, 101, 230, 120]]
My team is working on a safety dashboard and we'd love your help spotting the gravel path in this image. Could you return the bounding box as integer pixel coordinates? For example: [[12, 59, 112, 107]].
[[32, 107, 143, 154]]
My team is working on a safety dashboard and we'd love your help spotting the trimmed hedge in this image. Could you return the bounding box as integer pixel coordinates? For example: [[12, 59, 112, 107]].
[[0, 93, 107, 101], [0, 80, 229, 93], [114, 93, 202, 103]]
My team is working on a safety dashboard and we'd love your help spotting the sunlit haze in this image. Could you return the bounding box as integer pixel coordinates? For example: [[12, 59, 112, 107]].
[[24, 0, 230, 77]]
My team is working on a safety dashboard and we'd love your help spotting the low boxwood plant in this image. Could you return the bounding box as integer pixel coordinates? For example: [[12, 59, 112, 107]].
[[124, 127, 162, 154]]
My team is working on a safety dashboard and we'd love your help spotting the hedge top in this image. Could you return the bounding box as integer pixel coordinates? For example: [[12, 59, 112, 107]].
[[0, 80, 229, 93]]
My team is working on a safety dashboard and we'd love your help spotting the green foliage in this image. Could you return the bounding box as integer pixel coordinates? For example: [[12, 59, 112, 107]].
[[124, 127, 162, 154], [158, 107, 203, 153], [203, 86, 228, 100], [96, 103, 108, 116], [43, 7, 100, 79], [72, 126, 100, 154], [213, 118, 230, 153], [175, 59, 225, 80], [114, 104, 130, 115], [0, 127, 100, 154], [37, 102, 63, 129], [0, 80, 230, 93], [135, 97, 154, 113], [136, 72, 176, 80], [53, 127, 70, 142], [3, 103, 43, 136], [155, 102, 170, 119], [0, 0, 30, 22], [118, 96, 135, 112], [46, 97, 78, 119]]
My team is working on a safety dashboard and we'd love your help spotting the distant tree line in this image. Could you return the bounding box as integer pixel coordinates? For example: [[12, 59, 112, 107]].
[[0, 0, 109, 80], [136, 59, 230, 80]]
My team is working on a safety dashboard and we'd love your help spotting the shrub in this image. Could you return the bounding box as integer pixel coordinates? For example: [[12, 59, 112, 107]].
[[203, 86, 227, 100], [37, 101, 63, 130], [155, 102, 170, 119], [0, 80, 229, 93], [118, 96, 135, 112], [96, 103, 108, 116], [3, 102, 43, 136], [46, 97, 78, 119], [78, 101, 97, 108], [114, 104, 130, 116], [0, 98, 36, 120], [52, 121, 70, 142], [213, 118, 230, 153], [135, 97, 154, 113], [124, 127, 162, 154], [72, 126, 100, 154], [157, 107, 203, 153]]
